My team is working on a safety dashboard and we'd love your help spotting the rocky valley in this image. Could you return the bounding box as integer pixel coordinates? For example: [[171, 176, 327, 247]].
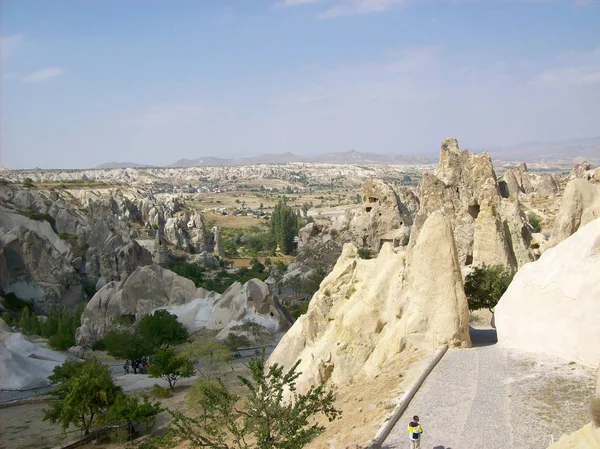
[[1, 139, 599, 449]]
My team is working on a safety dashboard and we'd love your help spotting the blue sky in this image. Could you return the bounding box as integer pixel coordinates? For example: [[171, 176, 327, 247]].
[[1, 0, 599, 169]]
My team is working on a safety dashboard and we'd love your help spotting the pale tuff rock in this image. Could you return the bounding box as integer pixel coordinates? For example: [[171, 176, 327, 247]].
[[76, 264, 292, 345], [0, 319, 67, 390], [495, 218, 600, 367], [499, 162, 560, 198], [549, 179, 600, 248], [572, 161, 593, 179], [164, 211, 209, 253], [0, 208, 82, 312], [410, 138, 534, 271], [268, 211, 471, 394], [545, 423, 600, 449]]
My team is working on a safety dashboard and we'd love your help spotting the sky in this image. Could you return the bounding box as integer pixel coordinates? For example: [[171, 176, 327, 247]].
[[1, 0, 599, 169]]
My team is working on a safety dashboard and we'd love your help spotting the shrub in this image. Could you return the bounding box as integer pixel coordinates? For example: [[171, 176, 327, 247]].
[[357, 247, 372, 259], [591, 396, 600, 427], [528, 213, 542, 233], [22, 177, 34, 188], [150, 384, 171, 399], [92, 339, 106, 351], [464, 264, 514, 312]]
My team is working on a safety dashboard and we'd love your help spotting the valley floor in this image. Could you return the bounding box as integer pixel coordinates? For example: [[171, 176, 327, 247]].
[[385, 327, 596, 449]]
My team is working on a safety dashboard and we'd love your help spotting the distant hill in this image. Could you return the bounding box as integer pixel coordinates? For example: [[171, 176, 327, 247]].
[[169, 151, 436, 167], [485, 137, 600, 164], [95, 162, 150, 169]]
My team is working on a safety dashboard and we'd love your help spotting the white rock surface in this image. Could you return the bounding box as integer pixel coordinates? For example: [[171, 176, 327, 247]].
[[495, 218, 600, 366], [76, 264, 293, 344], [0, 320, 67, 390], [268, 211, 471, 393]]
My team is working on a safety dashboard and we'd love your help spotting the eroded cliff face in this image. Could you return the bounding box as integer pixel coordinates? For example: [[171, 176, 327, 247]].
[[268, 211, 471, 394], [410, 138, 534, 272], [496, 218, 600, 367], [0, 181, 205, 312]]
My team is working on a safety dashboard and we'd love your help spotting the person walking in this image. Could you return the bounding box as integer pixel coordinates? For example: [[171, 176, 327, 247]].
[[408, 415, 423, 448], [123, 360, 130, 375]]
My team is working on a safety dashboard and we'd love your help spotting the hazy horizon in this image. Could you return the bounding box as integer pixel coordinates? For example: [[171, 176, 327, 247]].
[[2, 0, 599, 169]]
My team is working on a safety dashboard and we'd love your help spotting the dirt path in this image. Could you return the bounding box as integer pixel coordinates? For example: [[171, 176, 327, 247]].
[[384, 328, 596, 449]]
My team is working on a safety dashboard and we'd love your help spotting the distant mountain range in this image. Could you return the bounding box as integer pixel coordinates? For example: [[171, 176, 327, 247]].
[[95, 137, 600, 169]]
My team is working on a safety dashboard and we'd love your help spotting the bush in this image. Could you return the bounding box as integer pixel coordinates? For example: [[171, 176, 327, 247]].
[[464, 264, 514, 312], [150, 384, 171, 399], [591, 396, 600, 427], [528, 213, 542, 233], [137, 429, 179, 449], [22, 177, 34, 188], [357, 247, 372, 259], [92, 339, 106, 351], [292, 300, 310, 319], [224, 333, 251, 351]]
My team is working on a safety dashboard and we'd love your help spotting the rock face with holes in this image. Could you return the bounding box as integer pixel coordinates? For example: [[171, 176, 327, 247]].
[[548, 179, 600, 248], [75, 264, 293, 345], [495, 218, 600, 367], [410, 138, 534, 272], [268, 211, 471, 394]]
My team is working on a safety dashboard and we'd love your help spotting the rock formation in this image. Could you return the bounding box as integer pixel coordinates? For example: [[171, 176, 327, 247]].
[[76, 264, 293, 345], [0, 319, 67, 390], [549, 179, 600, 248], [268, 211, 471, 394], [495, 218, 600, 366], [410, 138, 534, 272], [499, 162, 560, 198], [164, 211, 209, 253]]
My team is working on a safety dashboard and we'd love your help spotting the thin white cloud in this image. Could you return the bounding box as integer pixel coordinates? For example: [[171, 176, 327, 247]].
[[317, 0, 406, 19], [534, 66, 600, 88], [1, 33, 24, 61], [22, 68, 63, 83]]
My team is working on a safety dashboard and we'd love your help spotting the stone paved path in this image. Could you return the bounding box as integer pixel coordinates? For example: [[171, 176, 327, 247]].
[[384, 327, 594, 449]]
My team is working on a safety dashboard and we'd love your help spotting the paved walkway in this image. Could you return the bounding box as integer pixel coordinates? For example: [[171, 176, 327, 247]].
[[384, 327, 595, 449]]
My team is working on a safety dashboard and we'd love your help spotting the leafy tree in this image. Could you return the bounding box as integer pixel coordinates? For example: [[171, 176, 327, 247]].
[[224, 333, 251, 352], [270, 199, 299, 255], [44, 359, 122, 435], [148, 347, 195, 389], [107, 394, 162, 438], [171, 353, 341, 449], [22, 177, 34, 188], [103, 330, 154, 361], [464, 264, 514, 313], [528, 213, 542, 233], [179, 338, 232, 381], [137, 309, 189, 348], [30, 312, 42, 335]]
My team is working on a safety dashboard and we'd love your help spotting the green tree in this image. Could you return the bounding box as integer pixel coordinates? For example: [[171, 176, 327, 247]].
[[171, 353, 341, 449], [179, 338, 232, 382], [44, 359, 122, 435], [107, 394, 162, 438], [270, 199, 299, 255], [464, 264, 514, 313], [22, 177, 34, 188], [30, 312, 42, 335], [148, 347, 195, 389], [528, 213, 542, 233], [103, 330, 154, 361], [137, 309, 189, 348], [300, 266, 327, 297]]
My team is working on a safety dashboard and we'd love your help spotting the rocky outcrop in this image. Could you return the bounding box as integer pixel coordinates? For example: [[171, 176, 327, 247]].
[[410, 138, 534, 271], [0, 319, 67, 390], [499, 162, 560, 198], [549, 179, 600, 248], [164, 211, 209, 253], [495, 218, 600, 366], [0, 208, 82, 312], [76, 264, 293, 345], [268, 211, 471, 394]]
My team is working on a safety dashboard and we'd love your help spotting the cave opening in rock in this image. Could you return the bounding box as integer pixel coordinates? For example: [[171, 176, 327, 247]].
[[365, 207, 372, 213], [468, 204, 480, 219]]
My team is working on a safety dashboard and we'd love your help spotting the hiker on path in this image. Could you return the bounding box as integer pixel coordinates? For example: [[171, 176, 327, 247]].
[[408, 415, 423, 448], [123, 360, 130, 375]]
